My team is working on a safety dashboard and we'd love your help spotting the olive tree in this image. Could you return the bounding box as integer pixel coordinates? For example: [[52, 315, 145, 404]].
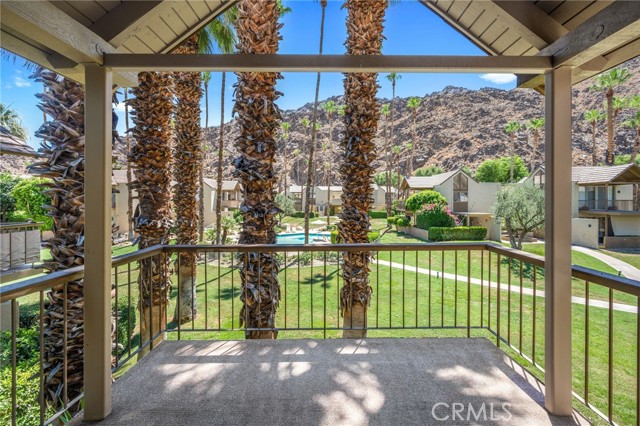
[[493, 184, 545, 250]]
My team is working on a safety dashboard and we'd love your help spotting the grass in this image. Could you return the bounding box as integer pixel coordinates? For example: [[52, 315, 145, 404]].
[[601, 249, 640, 270]]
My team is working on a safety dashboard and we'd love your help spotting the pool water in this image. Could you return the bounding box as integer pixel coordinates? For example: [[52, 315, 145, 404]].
[[276, 232, 330, 245]]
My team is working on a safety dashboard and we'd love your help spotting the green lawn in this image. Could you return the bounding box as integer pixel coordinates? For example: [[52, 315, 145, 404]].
[[601, 249, 640, 270]]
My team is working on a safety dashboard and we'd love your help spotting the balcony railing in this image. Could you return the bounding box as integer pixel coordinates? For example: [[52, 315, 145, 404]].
[[1, 242, 639, 425]]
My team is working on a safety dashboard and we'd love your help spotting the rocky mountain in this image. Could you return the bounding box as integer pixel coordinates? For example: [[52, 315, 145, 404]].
[[200, 56, 639, 185]]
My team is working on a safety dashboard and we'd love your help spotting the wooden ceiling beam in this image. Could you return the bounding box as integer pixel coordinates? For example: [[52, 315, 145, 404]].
[[89, 1, 164, 45], [103, 53, 553, 73]]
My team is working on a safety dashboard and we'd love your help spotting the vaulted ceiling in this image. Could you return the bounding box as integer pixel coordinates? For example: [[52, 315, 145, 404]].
[[1, 0, 639, 91]]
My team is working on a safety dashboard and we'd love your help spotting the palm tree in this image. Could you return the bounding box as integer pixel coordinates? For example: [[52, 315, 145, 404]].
[[380, 103, 392, 215], [584, 110, 605, 165], [129, 70, 174, 356], [406, 97, 421, 174], [234, 0, 282, 339], [28, 69, 85, 407], [321, 100, 337, 224], [591, 68, 632, 164], [0, 103, 28, 139], [123, 89, 134, 240], [280, 121, 291, 195], [386, 72, 401, 194], [504, 121, 522, 182], [199, 71, 211, 242], [304, 0, 328, 244], [526, 117, 544, 171], [171, 34, 202, 324], [340, 0, 388, 338]]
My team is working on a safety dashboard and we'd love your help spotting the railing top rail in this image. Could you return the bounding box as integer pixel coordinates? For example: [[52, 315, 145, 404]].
[[572, 265, 640, 296], [112, 245, 164, 268], [485, 243, 545, 267], [0, 222, 44, 231], [165, 242, 490, 253], [0, 265, 84, 302]]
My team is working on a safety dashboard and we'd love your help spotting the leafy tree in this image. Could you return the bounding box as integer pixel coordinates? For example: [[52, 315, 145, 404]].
[[374, 171, 401, 187], [493, 184, 545, 250], [0, 103, 28, 140], [405, 190, 447, 212], [414, 165, 444, 177], [504, 121, 523, 182], [475, 156, 528, 183], [274, 193, 295, 224], [280, 121, 292, 194], [584, 109, 605, 165], [10, 177, 52, 229], [415, 203, 457, 230], [0, 173, 20, 221], [591, 68, 632, 164], [526, 118, 544, 171], [220, 215, 238, 245]]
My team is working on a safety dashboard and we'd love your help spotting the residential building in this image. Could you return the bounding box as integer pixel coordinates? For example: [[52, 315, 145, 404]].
[[111, 169, 136, 237], [400, 170, 501, 240], [202, 179, 242, 226]]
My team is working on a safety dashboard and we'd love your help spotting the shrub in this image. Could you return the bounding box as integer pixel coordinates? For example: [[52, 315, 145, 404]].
[[405, 190, 447, 212], [204, 228, 216, 242], [289, 211, 318, 219], [395, 216, 411, 227], [368, 211, 387, 219], [114, 303, 136, 359], [415, 204, 457, 230], [0, 328, 39, 367], [10, 177, 53, 230], [428, 226, 487, 242], [331, 230, 380, 244], [387, 216, 397, 225]]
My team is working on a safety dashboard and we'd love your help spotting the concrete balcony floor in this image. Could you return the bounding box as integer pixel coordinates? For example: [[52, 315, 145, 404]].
[[73, 338, 589, 426]]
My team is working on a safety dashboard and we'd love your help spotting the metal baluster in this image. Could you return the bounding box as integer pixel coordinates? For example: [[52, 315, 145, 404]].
[[114, 266, 119, 366], [519, 261, 523, 354], [297, 250, 301, 330], [488, 251, 492, 331], [415, 251, 418, 328], [428, 250, 432, 328], [284, 251, 288, 330], [323, 251, 327, 339], [63, 282, 68, 408], [39, 291, 45, 425], [497, 254, 501, 347], [127, 263, 132, 358], [467, 250, 471, 337], [441, 250, 444, 327], [585, 281, 590, 406], [218, 251, 221, 331], [11, 299, 17, 426], [480, 250, 484, 328], [177, 253, 181, 340], [608, 287, 614, 422], [532, 265, 536, 366], [507, 257, 511, 345], [454, 250, 458, 328], [204, 251, 208, 330], [402, 250, 405, 328]]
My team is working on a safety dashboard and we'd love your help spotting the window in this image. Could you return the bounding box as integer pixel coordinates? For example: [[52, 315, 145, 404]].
[[453, 173, 468, 212]]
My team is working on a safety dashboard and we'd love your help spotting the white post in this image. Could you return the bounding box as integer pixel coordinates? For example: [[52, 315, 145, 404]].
[[83, 63, 113, 420], [544, 66, 573, 416]]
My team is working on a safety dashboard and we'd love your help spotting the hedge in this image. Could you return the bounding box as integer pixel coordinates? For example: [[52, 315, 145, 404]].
[[428, 226, 487, 242], [368, 211, 387, 219], [331, 230, 380, 244], [387, 216, 397, 225], [395, 216, 411, 227], [289, 211, 318, 218]]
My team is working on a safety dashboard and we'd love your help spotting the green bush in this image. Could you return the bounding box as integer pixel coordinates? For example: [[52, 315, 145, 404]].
[[428, 226, 487, 242], [289, 211, 318, 219], [387, 216, 397, 225], [405, 190, 447, 212], [0, 328, 39, 367], [10, 177, 53, 230], [395, 216, 411, 227], [331, 230, 380, 244], [368, 211, 387, 219], [0, 363, 52, 426], [114, 303, 136, 359], [415, 204, 457, 230]]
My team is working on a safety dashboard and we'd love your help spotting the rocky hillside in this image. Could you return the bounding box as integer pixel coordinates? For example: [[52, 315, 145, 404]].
[[200, 56, 639, 184]]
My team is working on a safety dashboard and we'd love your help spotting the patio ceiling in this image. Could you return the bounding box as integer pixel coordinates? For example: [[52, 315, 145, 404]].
[[1, 1, 638, 89]]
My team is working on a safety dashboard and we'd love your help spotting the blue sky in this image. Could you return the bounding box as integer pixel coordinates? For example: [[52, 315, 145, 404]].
[[0, 0, 516, 149]]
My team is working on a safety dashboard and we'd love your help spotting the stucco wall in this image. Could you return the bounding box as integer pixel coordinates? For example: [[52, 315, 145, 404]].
[[572, 183, 579, 218], [611, 216, 640, 236], [614, 184, 634, 201], [469, 182, 500, 213], [112, 183, 137, 236], [434, 181, 453, 210], [571, 218, 599, 248]]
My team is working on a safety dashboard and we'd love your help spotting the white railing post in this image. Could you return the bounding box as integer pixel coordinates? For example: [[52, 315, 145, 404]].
[[83, 63, 113, 420], [544, 66, 573, 416]]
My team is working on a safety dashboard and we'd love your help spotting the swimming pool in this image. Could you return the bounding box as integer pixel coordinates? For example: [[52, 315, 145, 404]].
[[276, 232, 330, 245]]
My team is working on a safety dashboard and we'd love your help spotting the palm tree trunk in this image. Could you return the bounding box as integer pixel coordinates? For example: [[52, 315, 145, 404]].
[[531, 130, 539, 172], [124, 89, 134, 240], [592, 122, 598, 166], [198, 79, 209, 242], [606, 89, 614, 165], [510, 134, 515, 182], [385, 119, 392, 217], [29, 69, 85, 408], [215, 72, 227, 245], [410, 109, 417, 173], [234, 0, 282, 339], [340, 0, 387, 338], [304, 0, 327, 244], [129, 71, 174, 356], [172, 35, 202, 324]]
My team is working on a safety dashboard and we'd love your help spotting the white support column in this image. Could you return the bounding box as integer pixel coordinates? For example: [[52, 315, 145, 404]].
[[544, 66, 573, 416], [83, 63, 113, 420]]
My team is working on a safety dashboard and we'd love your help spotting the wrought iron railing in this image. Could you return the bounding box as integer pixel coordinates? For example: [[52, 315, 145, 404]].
[[1, 242, 638, 425]]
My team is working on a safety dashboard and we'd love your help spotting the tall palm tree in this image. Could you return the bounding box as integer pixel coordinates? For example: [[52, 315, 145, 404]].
[[321, 100, 337, 224], [0, 103, 28, 139], [199, 71, 211, 242], [280, 121, 291, 195], [406, 97, 421, 175], [591, 68, 632, 164], [28, 69, 85, 407], [526, 117, 544, 171], [123, 89, 134, 240], [172, 34, 202, 324], [584, 110, 605, 166], [304, 0, 328, 244], [386, 72, 401, 195], [129, 70, 174, 356], [380, 103, 392, 216], [234, 0, 282, 339], [504, 121, 522, 182], [340, 0, 388, 338]]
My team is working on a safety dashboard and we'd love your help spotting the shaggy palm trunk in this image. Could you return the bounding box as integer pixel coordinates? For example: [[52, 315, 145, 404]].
[[124, 90, 134, 240], [409, 109, 417, 173], [606, 88, 614, 165], [384, 118, 392, 217], [304, 0, 327, 244], [172, 35, 202, 324], [340, 0, 387, 338], [510, 133, 516, 182], [215, 72, 226, 245], [29, 69, 85, 408], [234, 0, 282, 339], [199, 80, 209, 242], [129, 72, 174, 356], [592, 122, 598, 166], [531, 129, 539, 171]]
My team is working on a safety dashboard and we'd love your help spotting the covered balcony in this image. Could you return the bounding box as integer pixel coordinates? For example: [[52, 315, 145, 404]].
[[1, 1, 640, 426]]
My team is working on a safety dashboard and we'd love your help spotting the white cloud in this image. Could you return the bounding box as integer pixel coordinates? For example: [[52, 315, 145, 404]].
[[14, 76, 31, 88], [113, 102, 127, 112], [480, 73, 516, 85]]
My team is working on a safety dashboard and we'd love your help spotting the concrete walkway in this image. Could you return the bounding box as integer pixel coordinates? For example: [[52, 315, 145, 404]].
[[572, 245, 640, 281], [71, 339, 588, 426], [375, 259, 637, 313]]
